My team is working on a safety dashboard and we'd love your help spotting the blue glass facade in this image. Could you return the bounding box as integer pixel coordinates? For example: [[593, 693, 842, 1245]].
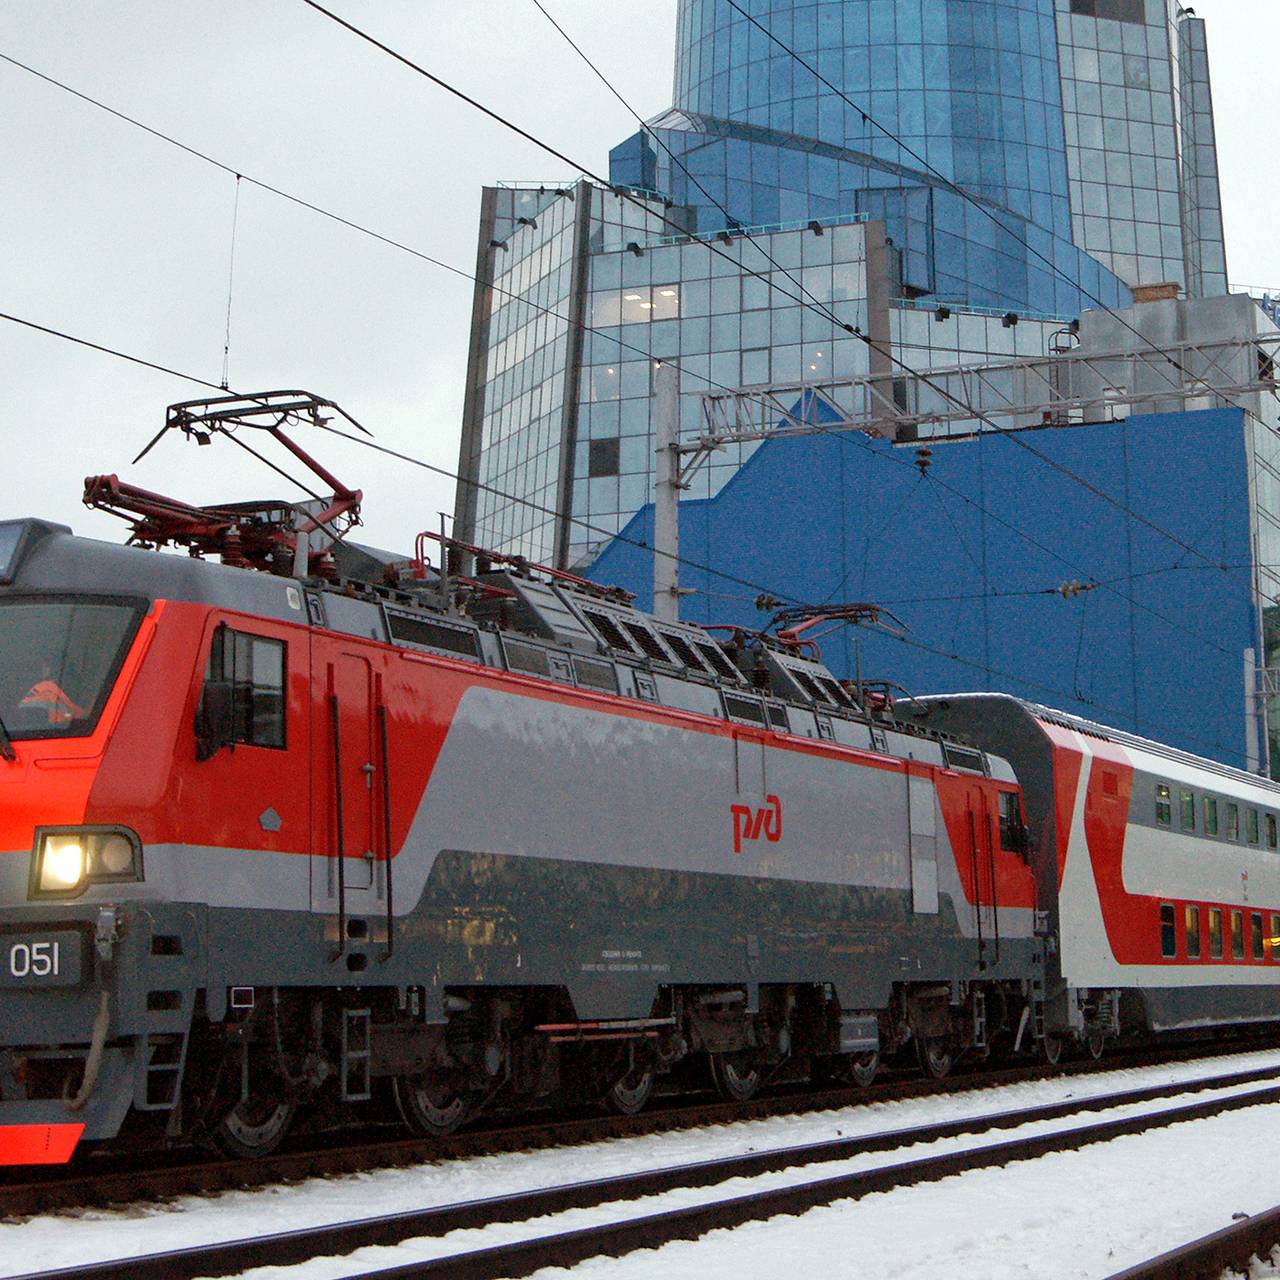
[[611, 0, 1225, 314], [458, 0, 1234, 631]]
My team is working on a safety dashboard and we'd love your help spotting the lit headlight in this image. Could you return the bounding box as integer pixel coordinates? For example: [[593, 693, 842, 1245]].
[[32, 827, 143, 898], [40, 837, 85, 890]]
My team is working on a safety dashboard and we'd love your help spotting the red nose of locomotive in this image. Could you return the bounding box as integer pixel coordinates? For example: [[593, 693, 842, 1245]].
[[0, 519, 156, 1163]]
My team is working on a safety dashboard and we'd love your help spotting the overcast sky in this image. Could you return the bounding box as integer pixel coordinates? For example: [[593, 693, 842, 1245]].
[[1, 0, 1276, 556]]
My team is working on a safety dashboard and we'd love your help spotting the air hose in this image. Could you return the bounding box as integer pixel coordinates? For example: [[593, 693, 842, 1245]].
[[65, 990, 111, 1112]]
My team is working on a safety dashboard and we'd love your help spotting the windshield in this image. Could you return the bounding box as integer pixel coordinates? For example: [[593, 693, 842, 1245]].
[[0, 597, 144, 740]]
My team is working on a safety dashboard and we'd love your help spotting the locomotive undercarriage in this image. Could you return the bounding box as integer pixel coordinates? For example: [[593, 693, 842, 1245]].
[[129, 976, 1049, 1155], [0, 880, 1055, 1162], [0, 975, 1044, 1158]]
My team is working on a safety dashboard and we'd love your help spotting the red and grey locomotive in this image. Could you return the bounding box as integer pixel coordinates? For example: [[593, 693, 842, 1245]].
[[0, 392, 1274, 1166]]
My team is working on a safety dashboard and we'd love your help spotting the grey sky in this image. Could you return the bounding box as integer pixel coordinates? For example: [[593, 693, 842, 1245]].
[[1, 0, 1274, 557]]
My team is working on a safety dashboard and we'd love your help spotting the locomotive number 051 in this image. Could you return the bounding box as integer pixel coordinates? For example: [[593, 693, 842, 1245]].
[[0, 934, 81, 986]]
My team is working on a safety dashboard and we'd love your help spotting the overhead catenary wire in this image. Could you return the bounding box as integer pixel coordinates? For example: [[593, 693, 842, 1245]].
[[5, 34, 1251, 690], [220, 174, 242, 391], [0, 49, 821, 451], [502, 0, 1258, 673], [0, 39, 1245, 678], [296, 0, 1248, 585], [522, 0, 1243, 669], [527, 0, 861, 342], [0, 305, 1250, 759], [0, 23, 1258, 754], [0, 308, 805, 608]]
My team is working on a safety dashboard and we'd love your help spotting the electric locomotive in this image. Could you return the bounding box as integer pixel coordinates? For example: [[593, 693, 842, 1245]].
[[0, 392, 1044, 1165]]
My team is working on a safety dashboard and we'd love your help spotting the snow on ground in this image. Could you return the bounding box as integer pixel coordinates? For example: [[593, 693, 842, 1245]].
[[3, 1049, 1280, 1279], [1228, 1251, 1280, 1278], [1226, 1254, 1280, 1279], [228, 1084, 1280, 1280], [497, 1104, 1280, 1280]]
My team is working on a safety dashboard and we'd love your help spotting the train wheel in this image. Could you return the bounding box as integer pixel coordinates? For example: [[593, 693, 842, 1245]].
[[393, 1075, 470, 1138], [916, 1036, 953, 1080], [1041, 1032, 1065, 1065], [604, 1065, 655, 1116], [1085, 1029, 1106, 1061], [212, 1094, 296, 1159], [812, 1050, 878, 1088], [709, 1051, 761, 1102], [850, 1050, 880, 1087]]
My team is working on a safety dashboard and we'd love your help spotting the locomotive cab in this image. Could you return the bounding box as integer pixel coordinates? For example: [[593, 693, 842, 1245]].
[[0, 516, 321, 1163]]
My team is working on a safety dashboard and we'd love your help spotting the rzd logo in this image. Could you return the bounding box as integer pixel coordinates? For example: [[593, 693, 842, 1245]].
[[731, 794, 782, 854]]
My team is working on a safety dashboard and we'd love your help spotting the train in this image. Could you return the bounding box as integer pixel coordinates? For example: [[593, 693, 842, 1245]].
[[0, 390, 1277, 1167]]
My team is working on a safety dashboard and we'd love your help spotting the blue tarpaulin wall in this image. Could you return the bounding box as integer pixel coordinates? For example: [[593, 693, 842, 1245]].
[[590, 405, 1256, 769]]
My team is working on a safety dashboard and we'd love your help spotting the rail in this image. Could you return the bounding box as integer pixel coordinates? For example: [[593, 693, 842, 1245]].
[[20, 1060, 1280, 1280], [1106, 1204, 1280, 1278]]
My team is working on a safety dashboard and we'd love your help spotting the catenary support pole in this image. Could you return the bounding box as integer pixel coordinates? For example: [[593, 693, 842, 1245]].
[[653, 361, 681, 623]]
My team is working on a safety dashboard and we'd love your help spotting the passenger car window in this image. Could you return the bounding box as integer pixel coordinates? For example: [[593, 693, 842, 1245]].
[[1204, 797, 1219, 835], [1231, 909, 1245, 959], [1227, 803, 1240, 841], [1185, 905, 1201, 959], [1155, 783, 1171, 826], [206, 625, 286, 750], [1269, 815, 1278, 850], [1209, 908, 1223, 959], [1248, 809, 1260, 845], [1253, 912, 1265, 960], [1159, 903, 1176, 958], [1180, 790, 1195, 831], [1271, 914, 1280, 960]]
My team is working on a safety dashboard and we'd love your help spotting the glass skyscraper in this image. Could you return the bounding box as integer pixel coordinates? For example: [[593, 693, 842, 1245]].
[[456, 0, 1228, 567]]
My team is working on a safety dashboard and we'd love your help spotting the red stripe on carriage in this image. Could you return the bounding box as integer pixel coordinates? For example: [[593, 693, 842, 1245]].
[[0, 1122, 84, 1165]]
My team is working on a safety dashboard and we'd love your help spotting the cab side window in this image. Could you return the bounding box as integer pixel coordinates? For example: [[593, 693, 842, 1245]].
[[208, 626, 286, 749], [997, 791, 1022, 851]]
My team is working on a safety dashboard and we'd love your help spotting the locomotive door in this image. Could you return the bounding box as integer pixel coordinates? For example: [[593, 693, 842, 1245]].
[[967, 785, 999, 967], [313, 652, 383, 916], [907, 772, 939, 913]]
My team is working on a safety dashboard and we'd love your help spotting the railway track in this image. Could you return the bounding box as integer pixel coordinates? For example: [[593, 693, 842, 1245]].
[[1104, 1208, 1280, 1280], [17, 1060, 1280, 1280], [0, 1037, 1274, 1218]]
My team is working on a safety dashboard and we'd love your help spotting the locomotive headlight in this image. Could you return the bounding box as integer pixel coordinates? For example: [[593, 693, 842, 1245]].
[[32, 827, 143, 898], [39, 838, 84, 890], [93, 833, 135, 877]]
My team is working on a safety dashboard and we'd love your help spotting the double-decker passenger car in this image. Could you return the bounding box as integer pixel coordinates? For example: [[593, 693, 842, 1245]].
[[913, 695, 1280, 1057]]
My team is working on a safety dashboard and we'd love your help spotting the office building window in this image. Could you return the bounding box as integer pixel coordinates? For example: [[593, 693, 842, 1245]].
[[588, 438, 620, 478], [1069, 0, 1146, 24]]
